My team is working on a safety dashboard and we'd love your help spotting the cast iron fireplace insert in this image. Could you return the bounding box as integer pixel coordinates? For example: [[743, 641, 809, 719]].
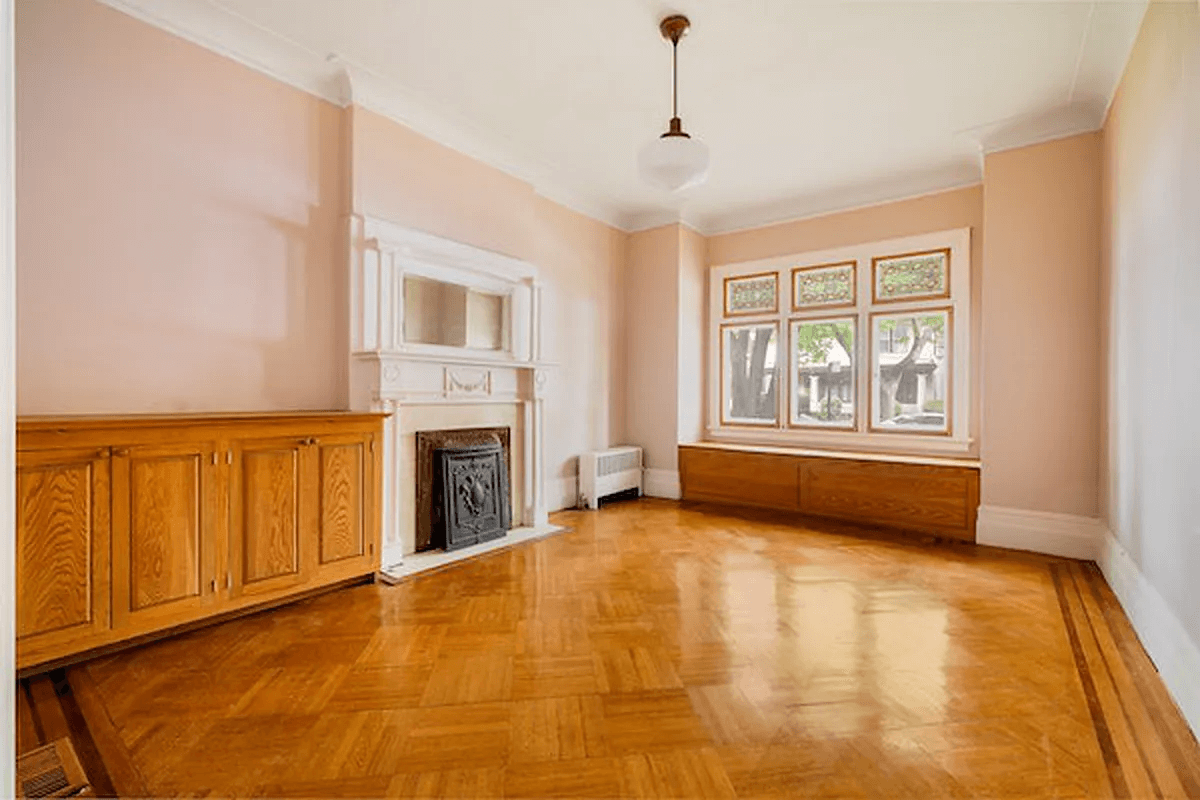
[[432, 442, 511, 551]]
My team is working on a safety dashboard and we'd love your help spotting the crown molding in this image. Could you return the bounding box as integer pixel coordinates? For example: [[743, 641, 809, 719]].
[[97, 0, 628, 231], [698, 164, 983, 237], [96, 0, 345, 100], [622, 208, 706, 234], [960, 101, 1105, 156]]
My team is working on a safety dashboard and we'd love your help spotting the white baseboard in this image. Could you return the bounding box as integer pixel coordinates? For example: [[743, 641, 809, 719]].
[[644, 468, 681, 500], [976, 505, 1103, 560], [1098, 529, 1200, 738]]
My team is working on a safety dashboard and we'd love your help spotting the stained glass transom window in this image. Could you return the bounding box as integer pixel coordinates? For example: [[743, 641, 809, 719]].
[[873, 250, 949, 302], [724, 273, 777, 315], [793, 263, 855, 309]]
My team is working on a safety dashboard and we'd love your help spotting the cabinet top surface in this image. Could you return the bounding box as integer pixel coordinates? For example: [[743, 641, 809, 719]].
[[17, 410, 390, 431], [681, 440, 981, 470]]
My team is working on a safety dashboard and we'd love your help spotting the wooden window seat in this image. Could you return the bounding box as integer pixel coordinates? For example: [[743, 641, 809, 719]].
[[678, 442, 980, 542]]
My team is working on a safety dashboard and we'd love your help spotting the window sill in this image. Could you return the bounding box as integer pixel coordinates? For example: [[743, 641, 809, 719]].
[[702, 427, 978, 467]]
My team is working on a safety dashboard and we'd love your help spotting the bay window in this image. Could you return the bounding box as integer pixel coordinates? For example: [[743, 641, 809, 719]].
[[708, 228, 972, 455]]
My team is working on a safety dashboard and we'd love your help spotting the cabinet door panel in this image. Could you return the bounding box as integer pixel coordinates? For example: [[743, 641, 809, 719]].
[[242, 447, 300, 582], [112, 443, 218, 632], [129, 454, 202, 609], [16, 448, 110, 662], [231, 438, 308, 598], [319, 440, 364, 564], [311, 433, 377, 584]]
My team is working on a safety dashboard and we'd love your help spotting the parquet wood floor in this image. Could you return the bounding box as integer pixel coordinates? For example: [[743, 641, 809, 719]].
[[19, 499, 1200, 798]]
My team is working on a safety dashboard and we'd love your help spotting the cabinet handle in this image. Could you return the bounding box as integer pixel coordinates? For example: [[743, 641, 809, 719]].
[[210, 578, 217, 593], [301, 437, 317, 446], [112, 448, 129, 458]]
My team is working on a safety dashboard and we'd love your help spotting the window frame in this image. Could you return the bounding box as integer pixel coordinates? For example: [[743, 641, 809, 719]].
[[707, 227, 972, 457], [867, 306, 953, 436], [719, 320, 781, 427], [788, 313, 859, 431]]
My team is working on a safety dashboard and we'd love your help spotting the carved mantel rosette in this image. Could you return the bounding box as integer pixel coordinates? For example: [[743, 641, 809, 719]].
[[347, 215, 551, 560]]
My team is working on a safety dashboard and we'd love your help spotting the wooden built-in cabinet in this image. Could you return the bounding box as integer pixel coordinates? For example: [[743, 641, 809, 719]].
[[679, 442, 981, 542], [15, 412, 386, 672]]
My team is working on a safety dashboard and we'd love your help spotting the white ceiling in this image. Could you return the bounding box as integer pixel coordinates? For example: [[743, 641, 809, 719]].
[[100, 0, 1147, 233]]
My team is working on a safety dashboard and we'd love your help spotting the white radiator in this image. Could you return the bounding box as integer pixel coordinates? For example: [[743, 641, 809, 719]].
[[578, 446, 643, 510]]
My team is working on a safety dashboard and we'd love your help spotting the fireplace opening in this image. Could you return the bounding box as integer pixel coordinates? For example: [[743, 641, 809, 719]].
[[415, 427, 512, 552]]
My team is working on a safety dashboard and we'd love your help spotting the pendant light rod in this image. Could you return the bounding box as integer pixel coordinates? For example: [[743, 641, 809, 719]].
[[659, 15, 691, 138], [673, 36, 678, 119]]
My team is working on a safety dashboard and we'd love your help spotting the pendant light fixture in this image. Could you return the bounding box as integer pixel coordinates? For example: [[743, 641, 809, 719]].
[[638, 14, 710, 192]]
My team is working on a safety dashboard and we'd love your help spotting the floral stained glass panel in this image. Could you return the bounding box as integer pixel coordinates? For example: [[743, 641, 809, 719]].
[[873, 250, 949, 302], [725, 273, 777, 315], [793, 263, 855, 309]]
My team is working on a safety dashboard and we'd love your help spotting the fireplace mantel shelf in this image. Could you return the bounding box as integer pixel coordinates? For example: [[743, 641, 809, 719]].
[[352, 349, 554, 370]]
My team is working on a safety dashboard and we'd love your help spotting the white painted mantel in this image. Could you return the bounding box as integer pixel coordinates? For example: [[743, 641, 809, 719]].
[[346, 214, 552, 569]]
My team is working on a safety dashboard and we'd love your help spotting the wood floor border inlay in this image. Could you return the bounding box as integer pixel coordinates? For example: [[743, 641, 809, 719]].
[[1052, 562, 1129, 798], [1053, 561, 1200, 800], [1079, 564, 1200, 799]]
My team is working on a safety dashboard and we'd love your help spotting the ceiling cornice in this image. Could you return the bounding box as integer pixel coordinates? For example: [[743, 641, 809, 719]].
[[96, 0, 630, 231]]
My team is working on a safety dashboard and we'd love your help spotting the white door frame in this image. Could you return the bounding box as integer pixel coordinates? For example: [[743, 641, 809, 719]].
[[2, 0, 17, 793]]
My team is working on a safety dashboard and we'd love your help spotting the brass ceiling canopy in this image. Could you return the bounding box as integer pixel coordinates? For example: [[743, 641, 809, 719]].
[[658, 14, 690, 45]]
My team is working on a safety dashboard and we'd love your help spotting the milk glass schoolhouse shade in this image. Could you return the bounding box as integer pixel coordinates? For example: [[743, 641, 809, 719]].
[[638, 130, 710, 192]]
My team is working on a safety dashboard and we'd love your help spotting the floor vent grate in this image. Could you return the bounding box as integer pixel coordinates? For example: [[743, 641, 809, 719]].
[[16, 739, 91, 798]]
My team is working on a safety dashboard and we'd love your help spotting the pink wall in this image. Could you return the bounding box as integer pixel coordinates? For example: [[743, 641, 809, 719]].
[[17, 0, 348, 413], [624, 225, 681, 472], [981, 133, 1102, 517], [1101, 0, 1200, 676], [350, 107, 628, 502], [677, 226, 707, 448], [707, 186, 984, 455]]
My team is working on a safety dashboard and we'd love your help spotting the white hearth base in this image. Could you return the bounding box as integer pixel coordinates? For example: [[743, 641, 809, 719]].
[[377, 523, 567, 581]]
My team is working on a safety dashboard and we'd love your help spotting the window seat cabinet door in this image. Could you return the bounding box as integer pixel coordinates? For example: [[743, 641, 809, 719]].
[[15, 412, 386, 673]]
